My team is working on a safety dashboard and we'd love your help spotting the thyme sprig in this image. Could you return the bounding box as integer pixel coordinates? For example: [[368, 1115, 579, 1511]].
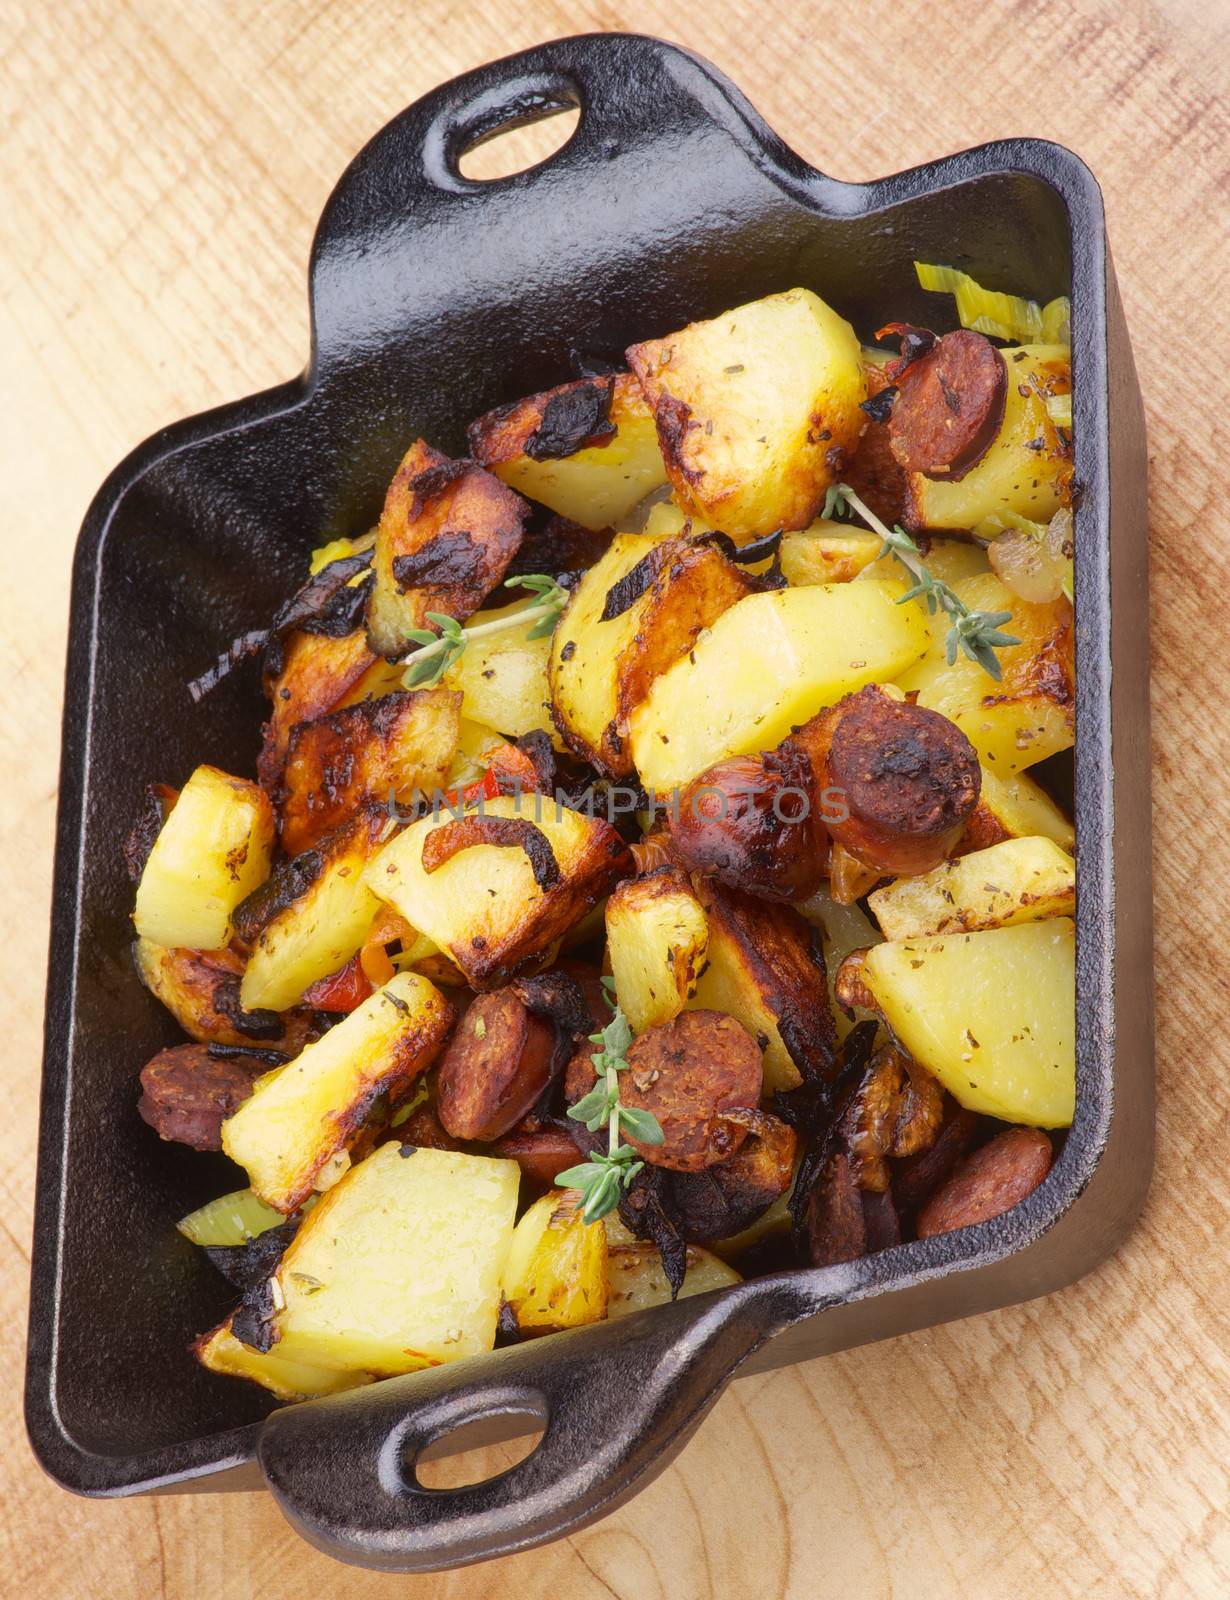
[[400, 573, 569, 689], [823, 483, 1019, 680], [556, 978, 664, 1223]]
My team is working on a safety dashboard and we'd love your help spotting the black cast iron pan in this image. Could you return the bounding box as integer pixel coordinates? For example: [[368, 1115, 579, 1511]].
[[26, 31, 1153, 1572]]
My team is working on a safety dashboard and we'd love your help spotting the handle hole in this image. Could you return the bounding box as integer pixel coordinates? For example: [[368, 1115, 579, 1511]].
[[409, 1407, 546, 1491], [457, 104, 580, 183]]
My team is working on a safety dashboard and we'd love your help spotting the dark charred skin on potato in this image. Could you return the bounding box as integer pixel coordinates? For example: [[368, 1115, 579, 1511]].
[[137, 1043, 269, 1151], [794, 686, 980, 878], [526, 378, 617, 460], [668, 747, 829, 902], [436, 989, 559, 1142], [651, 392, 705, 487], [887, 329, 1006, 482], [122, 783, 178, 883], [599, 541, 673, 621], [136, 941, 316, 1052], [669, 1108, 797, 1241], [422, 815, 563, 892], [232, 847, 326, 948], [391, 529, 483, 592], [467, 377, 618, 467]]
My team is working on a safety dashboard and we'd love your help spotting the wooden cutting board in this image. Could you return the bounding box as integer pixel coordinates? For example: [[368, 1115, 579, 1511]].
[[2, 1, 1226, 1595]]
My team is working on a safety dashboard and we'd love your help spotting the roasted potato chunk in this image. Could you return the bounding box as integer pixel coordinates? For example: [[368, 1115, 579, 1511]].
[[134, 938, 315, 1052], [239, 810, 385, 1014], [501, 1189, 608, 1332], [628, 580, 932, 795], [367, 440, 528, 656], [133, 765, 275, 951], [862, 918, 1075, 1127], [902, 345, 1072, 532], [279, 687, 461, 854], [469, 374, 667, 532], [606, 866, 708, 1034], [548, 531, 751, 774], [961, 765, 1074, 853], [222, 972, 454, 1212], [363, 793, 633, 989], [258, 627, 378, 789], [688, 879, 836, 1093], [604, 1227, 741, 1317], [443, 596, 565, 748], [627, 288, 867, 542], [779, 521, 884, 586], [868, 836, 1076, 941], [270, 1143, 520, 1373], [193, 1316, 372, 1401], [896, 573, 1074, 774]]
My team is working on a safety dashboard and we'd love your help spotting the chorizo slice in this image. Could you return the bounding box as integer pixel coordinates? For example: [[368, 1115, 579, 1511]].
[[670, 1108, 797, 1241], [793, 685, 980, 878], [892, 1101, 981, 1220], [137, 1043, 273, 1151], [492, 1120, 585, 1188], [392, 1103, 467, 1153], [435, 988, 559, 1142], [845, 361, 908, 526], [917, 1126, 1053, 1238], [568, 1010, 763, 1173], [887, 329, 1006, 481]]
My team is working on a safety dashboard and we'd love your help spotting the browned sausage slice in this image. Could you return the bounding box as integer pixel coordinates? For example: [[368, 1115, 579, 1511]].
[[892, 1101, 981, 1219], [917, 1126, 1053, 1238], [492, 1120, 585, 1188], [391, 1103, 467, 1153], [137, 1044, 271, 1151], [888, 329, 1006, 481], [793, 685, 980, 878], [567, 1010, 763, 1173], [435, 989, 558, 1142]]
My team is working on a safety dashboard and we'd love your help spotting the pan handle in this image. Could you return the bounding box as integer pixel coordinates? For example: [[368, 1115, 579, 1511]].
[[307, 33, 811, 369], [257, 1277, 814, 1572]]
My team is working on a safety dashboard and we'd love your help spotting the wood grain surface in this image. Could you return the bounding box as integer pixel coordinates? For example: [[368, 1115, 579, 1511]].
[[2, 0, 1227, 1594]]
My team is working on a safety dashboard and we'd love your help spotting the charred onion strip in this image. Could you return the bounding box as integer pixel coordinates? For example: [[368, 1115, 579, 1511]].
[[421, 815, 562, 891], [526, 378, 616, 461]]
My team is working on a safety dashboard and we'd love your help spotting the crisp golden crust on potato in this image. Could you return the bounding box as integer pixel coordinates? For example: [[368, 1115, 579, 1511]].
[[278, 687, 461, 855], [367, 440, 528, 656], [364, 794, 634, 990], [258, 628, 378, 789], [689, 878, 837, 1092], [548, 532, 752, 775]]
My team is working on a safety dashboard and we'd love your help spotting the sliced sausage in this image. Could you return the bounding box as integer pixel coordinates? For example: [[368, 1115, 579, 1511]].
[[137, 1043, 271, 1151], [436, 989, 559, 1142], [793, 685, 980, 878], [888, 329, 1006, 481], [669, 1108, 797, 1241], [668, 749, 828, 902], [567, 1010, 763, 1173], [492, 1120, 585, 1188], [917, 1126, 1053, 1238], [392, 1103, 467, 1153], [846, 362, 908, 525]]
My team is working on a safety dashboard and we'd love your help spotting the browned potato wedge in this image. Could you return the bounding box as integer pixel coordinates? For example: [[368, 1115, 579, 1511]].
[[469, 374, 667, 532], [687, 879, 836, 1093], [627, 289, 866, 542], [960, 765, 1074, 853], [239, 810, 385, 1014], [363, 794, 633, 990], [548, 531, 751, 774], [133, 938, 316, 1052], [258, 628, 378, 788], [279, 687, 461, 855], [868, 836, 1075, 941], [605, 866, 708, 1034], [222, 972, 454, 1213], [367, 440, 528, 656], [193, 1316, 372, 1401]]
